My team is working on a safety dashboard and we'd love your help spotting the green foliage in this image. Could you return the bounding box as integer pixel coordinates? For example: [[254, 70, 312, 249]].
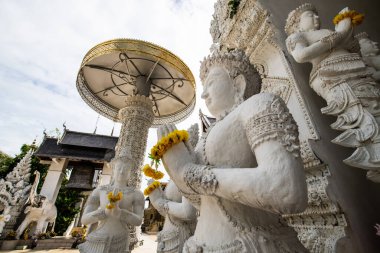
[[228, 0, 241, 18], [0, 152, 13, 179], [54, 177, 82, 235]]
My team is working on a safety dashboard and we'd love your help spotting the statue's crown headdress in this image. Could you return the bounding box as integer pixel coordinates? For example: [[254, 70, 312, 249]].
[[199, 45, 261, 99], [355, 32, 369, 41], [111, 148, 135, 169], [285, 3, 316, 35]]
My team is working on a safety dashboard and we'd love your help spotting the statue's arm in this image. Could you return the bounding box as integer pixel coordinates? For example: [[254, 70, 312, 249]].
[[167, 196, 197, 221], [161, 95, 307, 214], [286, 33, 331, 63], [210, 141, 307, 214], [120, 191, 144, 226], [81, 189, 106, 225], [149, 188, 196, 220], [286, 29, 352, 63], [202, 96, 307, 213], [148, 186, 168, 216]]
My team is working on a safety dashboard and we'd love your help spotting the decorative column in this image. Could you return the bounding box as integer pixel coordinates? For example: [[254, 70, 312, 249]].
[[40, 158, 68, 203], [115, 95, 154, 188]]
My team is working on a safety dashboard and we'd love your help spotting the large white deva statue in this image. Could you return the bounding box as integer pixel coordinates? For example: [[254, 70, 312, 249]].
[[79, 155, 144, 253], [285, 3, 380, 181], [158, 48, 308, 252], [148, 180, 197, 253]]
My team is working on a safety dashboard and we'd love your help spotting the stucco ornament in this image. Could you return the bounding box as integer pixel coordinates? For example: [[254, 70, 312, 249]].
[[0, 150, 34, 235], [356, 32, 380, 82], [79, 155, 144, 253], [158, 49, 308, 252], [148, 180, 197, 253], [285, 4, 380, 181]]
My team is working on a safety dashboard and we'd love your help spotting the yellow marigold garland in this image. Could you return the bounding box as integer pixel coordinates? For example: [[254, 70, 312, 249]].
[[333, 10, 364, 26], [106, 191, 123, 209], [142, 164, 164, 180], [149, 130, 189, 163], [144, 181, 161, 196], [143, 130, 189, 196]]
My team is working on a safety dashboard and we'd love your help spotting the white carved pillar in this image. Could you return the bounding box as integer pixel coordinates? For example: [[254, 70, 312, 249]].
[[115, 95, 154, 188], [40, 158, 68, 203], [114, 95, 154, 249]]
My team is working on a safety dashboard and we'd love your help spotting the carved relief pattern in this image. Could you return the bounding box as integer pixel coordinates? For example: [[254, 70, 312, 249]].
[[283, 165, 347, 253], [245, 97, 300, 157], [261, 77, 292, 103], [300, 140, 321, 169], [184, 165, 218, 195], [184, 236, 243, 253], [210, 0, 348, 252], [115, 95, 154, 188]]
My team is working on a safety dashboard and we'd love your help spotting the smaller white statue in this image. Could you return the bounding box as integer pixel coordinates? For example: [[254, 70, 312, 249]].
[[356, 32, 380, 81], [285, 4, 380, 178], [148, 180, 197, 253], [15, 169, 57, 239], [79, 155, 144, 253], [16, 196, 57, 239]]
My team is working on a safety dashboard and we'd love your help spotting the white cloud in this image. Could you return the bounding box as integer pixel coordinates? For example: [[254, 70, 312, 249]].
[[0, 0, 215, 157]]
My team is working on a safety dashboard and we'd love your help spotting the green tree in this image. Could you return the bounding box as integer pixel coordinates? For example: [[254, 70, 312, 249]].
[[54, 174, 82, 235]]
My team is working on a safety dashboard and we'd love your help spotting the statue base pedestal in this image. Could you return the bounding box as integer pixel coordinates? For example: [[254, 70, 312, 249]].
[[1, 240, 19, 250]]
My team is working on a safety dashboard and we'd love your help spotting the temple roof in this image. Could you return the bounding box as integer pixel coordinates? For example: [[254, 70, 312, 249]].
[[60, 130, 118, 150], [35, 130, 117, 162]]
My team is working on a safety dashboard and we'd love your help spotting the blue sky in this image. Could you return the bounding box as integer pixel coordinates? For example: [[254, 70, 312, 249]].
[[0, 0, 215, 157]]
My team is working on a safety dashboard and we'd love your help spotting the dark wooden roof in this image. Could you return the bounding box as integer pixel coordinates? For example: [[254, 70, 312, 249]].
[[60, 130, 118, 150], [35, 130, 117, 162]]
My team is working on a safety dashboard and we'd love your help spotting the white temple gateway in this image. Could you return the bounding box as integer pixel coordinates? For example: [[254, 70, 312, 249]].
[[1, 1, 380, 252]]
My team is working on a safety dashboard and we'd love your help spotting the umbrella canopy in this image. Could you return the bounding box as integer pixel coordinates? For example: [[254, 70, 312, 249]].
[[77, 39, 196, 126]]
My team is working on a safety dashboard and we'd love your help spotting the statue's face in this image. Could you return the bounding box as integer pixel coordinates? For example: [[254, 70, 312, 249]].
[[112, 160, 130, 183], [299, 11, 319, 32], [359, 38, 379, 56], [202, 66, 236, 117]]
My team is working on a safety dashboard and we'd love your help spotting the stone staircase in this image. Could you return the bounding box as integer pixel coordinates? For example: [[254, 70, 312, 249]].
[[33, 236, 76, 250]]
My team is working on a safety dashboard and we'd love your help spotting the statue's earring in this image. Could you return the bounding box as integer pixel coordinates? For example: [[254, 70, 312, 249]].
[[234, 93, 244, 105], [233, 74, 246, 105]]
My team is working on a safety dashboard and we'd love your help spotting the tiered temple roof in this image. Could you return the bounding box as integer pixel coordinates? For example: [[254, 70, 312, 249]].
[[35, 130, 118, 162]]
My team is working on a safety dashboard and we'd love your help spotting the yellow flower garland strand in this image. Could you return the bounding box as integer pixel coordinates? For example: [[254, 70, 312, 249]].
[[106, 191, 123, 209], [143, 129, 189, 196], [142, 164, 164, 180], [333, 10, 364, 26], [144, 181, 161, 196], [149, 130, 189, 162]]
